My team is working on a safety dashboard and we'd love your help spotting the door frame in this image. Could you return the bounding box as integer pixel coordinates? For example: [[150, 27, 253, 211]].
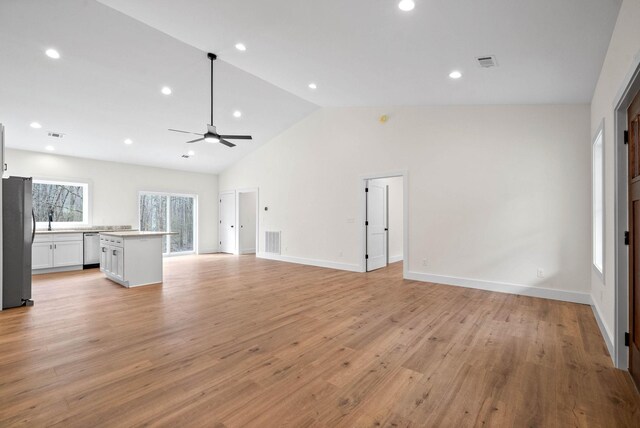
[[614, 52, 640, 369], [218, 190, 236, 254], [235, 188, 260, 255], [360, 170, 409, 277]]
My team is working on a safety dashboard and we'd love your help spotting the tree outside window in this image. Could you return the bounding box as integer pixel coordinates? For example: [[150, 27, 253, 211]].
[[33, 180, 89, 226]]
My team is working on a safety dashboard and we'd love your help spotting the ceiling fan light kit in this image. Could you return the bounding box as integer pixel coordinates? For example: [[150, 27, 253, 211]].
[[168, 52, 252, 148]]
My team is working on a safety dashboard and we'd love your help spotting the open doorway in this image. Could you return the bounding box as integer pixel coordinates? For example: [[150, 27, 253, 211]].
[[219, 189, 259, 255], [364, 175, 404, 273]]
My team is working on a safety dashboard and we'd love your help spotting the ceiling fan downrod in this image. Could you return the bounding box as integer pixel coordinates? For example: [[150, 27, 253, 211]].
[[207, 52, 217, 125]]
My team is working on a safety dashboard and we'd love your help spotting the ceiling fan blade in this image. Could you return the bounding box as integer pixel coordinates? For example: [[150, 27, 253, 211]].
[[219, 139, 236, 148], [219, 135, 252, 140], [169, 128, 203, 136], [185, 138, 205, 144]]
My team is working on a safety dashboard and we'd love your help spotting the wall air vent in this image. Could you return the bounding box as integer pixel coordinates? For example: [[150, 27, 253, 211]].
[[47, 132, 64, 138], [264, 231, 281, 255], [476, 55, 497, 68]]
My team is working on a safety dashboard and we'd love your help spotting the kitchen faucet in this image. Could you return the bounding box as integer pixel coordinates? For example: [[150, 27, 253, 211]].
[[48, 208, 53, 231]]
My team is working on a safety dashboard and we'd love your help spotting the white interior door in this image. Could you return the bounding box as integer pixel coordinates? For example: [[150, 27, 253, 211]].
[[238, 192, 257, 254], [366, 180, 388, 271], [219, 192, 236, 254]]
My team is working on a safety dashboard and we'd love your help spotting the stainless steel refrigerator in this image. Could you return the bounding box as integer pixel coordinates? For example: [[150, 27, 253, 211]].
[[2, 176, 34, 308]]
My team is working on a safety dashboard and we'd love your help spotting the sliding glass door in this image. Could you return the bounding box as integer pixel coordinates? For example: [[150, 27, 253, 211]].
[[139, 192, 197, 255]]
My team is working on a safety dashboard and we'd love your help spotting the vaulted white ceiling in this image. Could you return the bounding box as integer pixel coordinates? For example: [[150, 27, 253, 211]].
[[0, 0, 317, 173], [0, 0, 622, 173], [98, 0, 622, 106]]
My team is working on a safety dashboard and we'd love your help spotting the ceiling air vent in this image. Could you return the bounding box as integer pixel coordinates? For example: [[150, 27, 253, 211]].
[[476, 55, 497, 68], [181, 154, 190, 158], [47, 132, 64, 138]]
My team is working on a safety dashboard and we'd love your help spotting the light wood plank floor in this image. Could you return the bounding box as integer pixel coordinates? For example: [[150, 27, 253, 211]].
[[0, 255, 638, 427]]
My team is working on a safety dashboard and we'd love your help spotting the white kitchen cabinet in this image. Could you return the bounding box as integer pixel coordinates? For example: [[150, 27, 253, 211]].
[[100, 244, 108, 272], [109, 246, 124, 280], [32, 242, 54, 269], [32, 233, 83, 273], [52, 241, 83, 267]]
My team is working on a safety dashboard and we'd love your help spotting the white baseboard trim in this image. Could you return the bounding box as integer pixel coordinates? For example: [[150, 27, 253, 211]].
[[239, 248, 256, 255], [590, 294, 615, 361], [198, 248, 220, 254], [404, 271, 591, 305], [257, 253, 362, 272], [33, 265, 83, 275], [389, 255, 403, 264]]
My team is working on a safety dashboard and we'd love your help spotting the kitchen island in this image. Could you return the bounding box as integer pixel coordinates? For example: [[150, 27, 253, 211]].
[[99, 231, 175, 288]]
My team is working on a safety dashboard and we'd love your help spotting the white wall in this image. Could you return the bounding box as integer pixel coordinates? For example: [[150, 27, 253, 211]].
[[0, 125, 3, 310], [220, 104, 591, 298], [238, 191, 257, 254], [5, 149, 219, 253], [590, 0, 640, 350], [371, 177, 403, 263]]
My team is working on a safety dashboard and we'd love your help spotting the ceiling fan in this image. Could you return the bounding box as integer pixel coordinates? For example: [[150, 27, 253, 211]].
[[169, 53, 252, 147]]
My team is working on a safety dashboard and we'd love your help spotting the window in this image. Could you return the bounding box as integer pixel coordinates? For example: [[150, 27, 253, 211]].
[[33, 179, 89, 227], [592, 127, 604, 275], [139, 192, 197, 255]]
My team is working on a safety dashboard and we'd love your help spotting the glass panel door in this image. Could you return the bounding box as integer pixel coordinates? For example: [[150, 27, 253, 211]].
[[139, 192, 196, 255], [139, 193, 168, 253], [170, 196, 194, 253]]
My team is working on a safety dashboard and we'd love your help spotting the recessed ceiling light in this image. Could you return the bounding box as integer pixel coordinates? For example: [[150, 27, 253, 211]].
[[308, 83, 317, 90], [124, 138, 133, 145], [45, 145, 55, 151], [161, 86, 172, 95], [233, 110, 242, 118], [45, 48, 60, 59], [187, 150, 195, 156], [30, 122, 42, 129], [398, 0, 415, 11], [449, 70, 462, 79], [235, 43, 247, 52]]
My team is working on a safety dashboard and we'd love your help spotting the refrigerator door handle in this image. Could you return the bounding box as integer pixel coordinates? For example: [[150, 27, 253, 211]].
[[31, 209, 36, 243]]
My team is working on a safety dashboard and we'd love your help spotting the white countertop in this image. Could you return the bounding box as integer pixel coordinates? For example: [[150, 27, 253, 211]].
[[99, 231, 177, 238]]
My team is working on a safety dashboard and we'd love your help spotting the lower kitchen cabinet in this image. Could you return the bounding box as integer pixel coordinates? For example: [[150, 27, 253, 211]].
[[109, 246, 124, 280], [32, 233, 84, 273], [100, 236, 125, 282], [53, 241, 84, 267], [32, 242, 54, 269]]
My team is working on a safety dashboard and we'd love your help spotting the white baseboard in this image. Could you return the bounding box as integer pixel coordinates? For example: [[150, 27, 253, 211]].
[[198, 248, 220, 254], [239, 248, 256, 255], [253, 253, 592, 306], [590, 294, 615, 361], [404, 271, 591, 305], [257, 252, 362, 272], [33, 265, 83, 275], [389, 255, 403, 264]]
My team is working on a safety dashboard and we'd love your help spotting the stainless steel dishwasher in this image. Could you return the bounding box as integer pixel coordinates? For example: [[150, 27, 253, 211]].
[[83, 232, 101, 268]]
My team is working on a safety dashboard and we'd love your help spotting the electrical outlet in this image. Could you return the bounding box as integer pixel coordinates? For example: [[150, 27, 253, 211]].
[[537, 268, 544, 279], [422, 258, 427, 267], [338, 251, 343, 257]]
